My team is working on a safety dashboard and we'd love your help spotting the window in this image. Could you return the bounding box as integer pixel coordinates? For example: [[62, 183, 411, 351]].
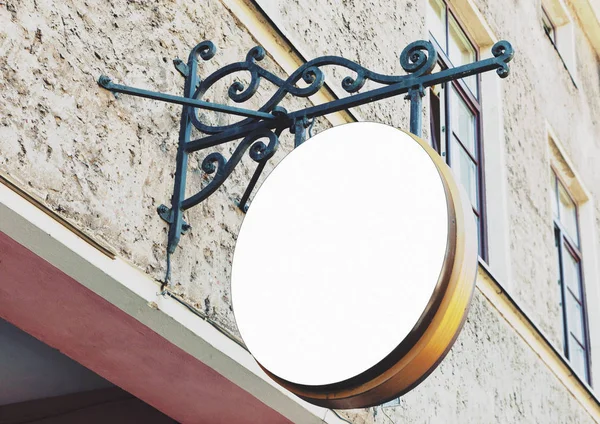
[[427, 0, 486, 259], [540, 0, 578, 85], [551, 170, 590, 383]]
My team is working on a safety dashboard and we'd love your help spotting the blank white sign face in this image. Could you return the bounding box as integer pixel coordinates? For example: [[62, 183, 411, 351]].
[[231, 122, 449, 386]]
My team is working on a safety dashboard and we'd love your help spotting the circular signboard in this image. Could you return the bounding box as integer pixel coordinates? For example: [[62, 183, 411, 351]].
[[231, 122, 477, 408]]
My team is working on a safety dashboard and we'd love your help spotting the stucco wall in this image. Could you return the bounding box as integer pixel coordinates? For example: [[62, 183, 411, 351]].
[[464, 0, 600, 357], [1, 0, 599, 422], [0, 0, 333, 336]]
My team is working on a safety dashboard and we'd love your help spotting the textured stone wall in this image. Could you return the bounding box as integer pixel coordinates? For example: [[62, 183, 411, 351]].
[[0, 0, 331, 335], [462, 0, 600, 356], [1, 0, 599, 422]]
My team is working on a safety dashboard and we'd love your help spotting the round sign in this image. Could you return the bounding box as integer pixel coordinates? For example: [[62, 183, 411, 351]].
[[231, 122, 477, 408]]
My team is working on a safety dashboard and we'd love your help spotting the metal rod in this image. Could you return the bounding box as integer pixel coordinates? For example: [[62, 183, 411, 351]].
[[294, 118, 307, 148], [186, 120, 276, 153], [97, 76, 277, 121], [239, 160, 267, 213], [165, 55, 201, 254], [408, 87, 423, 137]]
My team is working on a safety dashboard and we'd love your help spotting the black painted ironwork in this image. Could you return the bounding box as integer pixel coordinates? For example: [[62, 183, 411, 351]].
[[98, 38, 513, 261]]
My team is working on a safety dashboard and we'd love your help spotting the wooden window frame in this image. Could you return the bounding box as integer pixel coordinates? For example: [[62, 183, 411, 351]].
[[428, 0, 488, 261], [552, 169, 592, 384]]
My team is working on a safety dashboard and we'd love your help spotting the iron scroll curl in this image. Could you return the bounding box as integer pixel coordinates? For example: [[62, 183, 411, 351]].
[[180, 129, 280, 211], [491, 40, 514, 78]]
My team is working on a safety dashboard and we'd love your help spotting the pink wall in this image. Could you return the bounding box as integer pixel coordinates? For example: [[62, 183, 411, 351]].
[[0, 231, 291, 424]]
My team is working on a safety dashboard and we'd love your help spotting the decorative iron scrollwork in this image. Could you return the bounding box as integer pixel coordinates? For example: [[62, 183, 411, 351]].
[[399, 40, 438, 76], [181, 129, 279, 211], [188, 39, 444, 135], [491, 40, 514, 78], [97, 37, 513, 276]]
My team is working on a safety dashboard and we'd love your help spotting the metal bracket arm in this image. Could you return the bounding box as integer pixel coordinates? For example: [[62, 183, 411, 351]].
[[97, 76, 277, 121]]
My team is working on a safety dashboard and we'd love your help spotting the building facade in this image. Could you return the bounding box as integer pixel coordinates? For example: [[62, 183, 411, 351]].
[[1, 0, 600, 422]]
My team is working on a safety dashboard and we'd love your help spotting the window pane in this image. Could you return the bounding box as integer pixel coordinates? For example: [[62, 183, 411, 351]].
[[558, 181, 579, 245], [566, 292, 584, 343], [429, 91, 441, 152], [451, 87, 476, 154], [448, 15, 477, 94], [551, 172, 559, 218], [554, 229, 566, 350], [563, 246, 582, 299], [451, 139, 478, 208], [428, 0, 447, 51], [475, 213, 483, 256], [569, 336, 587, 379]]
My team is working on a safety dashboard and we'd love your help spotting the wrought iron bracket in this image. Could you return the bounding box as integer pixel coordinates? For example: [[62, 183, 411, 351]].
[[97, 38, 513, 260], [157, 204, 190, 235], [173, 58, 190, 78]]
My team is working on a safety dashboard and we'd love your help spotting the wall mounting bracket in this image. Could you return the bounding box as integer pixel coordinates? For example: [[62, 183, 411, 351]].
[[97, 38, 513, 278]]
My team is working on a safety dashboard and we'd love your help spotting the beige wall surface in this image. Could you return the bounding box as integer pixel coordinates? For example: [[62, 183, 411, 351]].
[[1, 0, 599, 422], [470, 0, 600, 361]]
